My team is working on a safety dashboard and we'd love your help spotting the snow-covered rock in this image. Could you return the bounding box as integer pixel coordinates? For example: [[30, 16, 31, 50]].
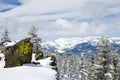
[[3, 40, 19, 47]]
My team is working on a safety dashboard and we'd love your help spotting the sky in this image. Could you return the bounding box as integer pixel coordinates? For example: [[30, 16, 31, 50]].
[[0, 0, 120, 41]]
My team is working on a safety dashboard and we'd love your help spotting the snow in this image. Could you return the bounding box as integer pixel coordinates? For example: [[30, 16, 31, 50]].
[[37, 57, 52, 68], [60, 75, 71, 80], [94, 64, 102, 68], [0, 53, 5, 68], [31, 53, 53, 68], [0, 65, 56, 80], [57, 50, 64, 53], [4, 41, 19, 47], [42, 37, 120, 53], [105, 72, 112, 79], [31, 53, 36, 62], [42, 37, 100, 53], [0, 53, 56, 80]]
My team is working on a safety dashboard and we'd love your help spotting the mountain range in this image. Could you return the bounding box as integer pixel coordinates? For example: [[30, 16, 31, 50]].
[[41, 37, 120, 55]]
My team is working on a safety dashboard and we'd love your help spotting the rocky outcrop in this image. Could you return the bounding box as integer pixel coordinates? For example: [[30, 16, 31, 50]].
[[4, 38, 33, 68], [49, 55, 58, 72], [35, 51, 44, 60], [0, 43, 5, 53], [50, 55, 57, 66]]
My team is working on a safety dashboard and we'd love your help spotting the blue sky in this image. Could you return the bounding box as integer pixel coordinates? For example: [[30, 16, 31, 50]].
[[0, 0, 120, 41]]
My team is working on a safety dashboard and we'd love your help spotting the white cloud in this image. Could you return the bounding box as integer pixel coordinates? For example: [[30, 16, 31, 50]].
[[55, 19, 72, 29], [49, 19, 107, 35], [0, 0, 88, 18], [92, 24, 108, 34], [0, 0, 119, 21], [0, 0, 119, 40], [0, 0, 119, 20], [95, 0, 120, 4]]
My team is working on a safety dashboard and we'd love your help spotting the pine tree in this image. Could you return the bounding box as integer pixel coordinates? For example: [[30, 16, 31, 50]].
[[74, 54, 81, 80], [1, 29, 11, 43], [69, 54, 77, 80], [80, 53, 88, 80], [67, 55, 74, 79], [95, 37, 113, 80], [117, 58, 120, 80], [112, 52, 119, 80], [29, 26, 41, 52], [56, 53, 63, 79], [28, 26, 38, 37], [62, 53, 68, 76], [28, 26, 43, 61], [88, 54, 97, 80]]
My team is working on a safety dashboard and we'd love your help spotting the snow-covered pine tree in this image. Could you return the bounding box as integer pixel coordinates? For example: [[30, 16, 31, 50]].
[[95, 37, 114, 80], [88, 64, 96, 80], [74, 54, 81, 80], [70, 54, 78, 80], [1, 29, 11, 43], [28, 26, 38, 38], [67, 55, 74, 79], [117, 58, 120, 80], [28, 26, 43, 60], [87, 51, 96, 80], [87, 54, 97, 80], [56, 53, 63, 79], [112, 51, 119, 80], [62, 53, 68, 76], [80, 52, 88, 80]]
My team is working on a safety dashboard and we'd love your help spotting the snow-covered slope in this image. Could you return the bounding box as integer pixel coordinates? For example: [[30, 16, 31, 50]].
[[0, 65, 56, 80], [0, 54, 56, 80], [42, 37, 120, 54]]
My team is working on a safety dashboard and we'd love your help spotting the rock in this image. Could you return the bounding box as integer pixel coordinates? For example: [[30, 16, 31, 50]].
[[35, 51, 44, 60], [32, 62, 40, 65], [0, 43, 5, 53], [50, 55, 57, 66], [4, 38, 33, 68], [49, 55, 58, 72]]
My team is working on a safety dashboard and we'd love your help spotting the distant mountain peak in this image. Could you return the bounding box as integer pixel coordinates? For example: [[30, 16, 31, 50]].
[[42, 37, 120, 54]]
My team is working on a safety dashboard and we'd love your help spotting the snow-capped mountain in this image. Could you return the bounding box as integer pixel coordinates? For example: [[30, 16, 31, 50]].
[[41, 37, 120, 54]]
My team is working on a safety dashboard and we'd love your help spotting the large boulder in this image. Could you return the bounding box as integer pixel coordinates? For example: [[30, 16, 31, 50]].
[[4, 38, 33, 68]]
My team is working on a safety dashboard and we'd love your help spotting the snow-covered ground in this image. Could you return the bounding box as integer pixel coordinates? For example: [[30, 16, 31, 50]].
[[0, 53, 57, 80]]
